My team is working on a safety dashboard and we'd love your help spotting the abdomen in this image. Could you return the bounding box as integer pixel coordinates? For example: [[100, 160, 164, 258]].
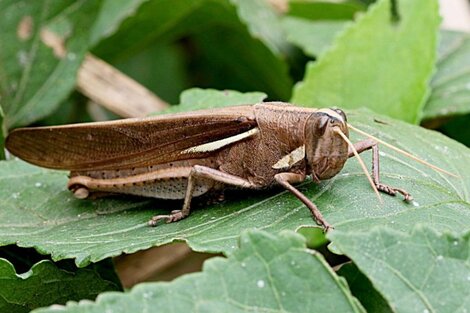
[[67, 160, 216, 200]]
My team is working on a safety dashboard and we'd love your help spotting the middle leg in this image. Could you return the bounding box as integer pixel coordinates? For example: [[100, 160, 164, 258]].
[[149, 165, 256, 226]]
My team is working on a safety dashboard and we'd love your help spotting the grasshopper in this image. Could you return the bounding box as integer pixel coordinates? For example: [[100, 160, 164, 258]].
[[5, 102, 454, 231]]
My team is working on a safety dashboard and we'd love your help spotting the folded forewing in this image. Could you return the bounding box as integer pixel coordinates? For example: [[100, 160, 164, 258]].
[[6, 106, 257, 170]]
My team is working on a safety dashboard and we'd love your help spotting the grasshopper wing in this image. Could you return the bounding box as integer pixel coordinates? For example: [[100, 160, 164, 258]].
[[6, 106, 257, 170]]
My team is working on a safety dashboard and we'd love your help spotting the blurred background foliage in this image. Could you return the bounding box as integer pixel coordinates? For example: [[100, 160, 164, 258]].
[[2, 0, 469, 136], [2, 0, 468, 142]]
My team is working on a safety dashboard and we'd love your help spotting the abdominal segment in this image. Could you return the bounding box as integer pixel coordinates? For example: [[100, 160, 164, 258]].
[[67, 166, 214, 200]]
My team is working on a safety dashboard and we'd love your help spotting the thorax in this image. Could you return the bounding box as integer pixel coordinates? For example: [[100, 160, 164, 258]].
[[218, 103, 315, 186]]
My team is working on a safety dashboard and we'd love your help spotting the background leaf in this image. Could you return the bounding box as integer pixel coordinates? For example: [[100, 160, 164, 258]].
[[282, 19, 348, 57], [92, 0, 205, 59], [228, 0, 289, 56], [161, 88, 267, 113], [33, 231, 364, 313], [0, 106, 4, 160], [0, 0, 102, 128], [0, 258, 121, 313], [93, 0, 292, 100], [287, 0, 365, 21], [291, 0, 440, 124], [190, 27, 292, 99], [90, 0, 149, 46], [1, 88, 470, 267], [114, 43, 189, 104], [423, 30, 470, 120], [330, 226, 470, 313]]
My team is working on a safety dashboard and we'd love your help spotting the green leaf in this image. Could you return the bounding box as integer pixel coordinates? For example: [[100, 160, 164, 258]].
[[33, 230, 364, 313], [93, 0, 211, 59], [337, 263, 393, 313], [288, 0, 365, 20], [423, 30, 470, 120], [0, 0, 102, 128], [176, 87, 266, 110], [0, 258, 121, 313], [229, 0, 289, 56], [330, 226, 470, 313], [155, 88, 266, 114], [1, 97, 470, 267], [90, 0, 148, 46], [282, 18, 348, 57], [284, 25, 470, 122], [291, 0, 440, 124]]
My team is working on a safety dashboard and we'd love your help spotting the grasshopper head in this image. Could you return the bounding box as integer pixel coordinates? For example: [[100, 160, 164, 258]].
[[304, 108, 349, 180]]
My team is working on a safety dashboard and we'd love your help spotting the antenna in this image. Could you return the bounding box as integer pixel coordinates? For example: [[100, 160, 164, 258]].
[[347, 124, 459, 178]]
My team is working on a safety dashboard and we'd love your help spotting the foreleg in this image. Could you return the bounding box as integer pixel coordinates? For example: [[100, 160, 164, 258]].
[[274, 172, 332, 232], [349, 139, 412, 201]]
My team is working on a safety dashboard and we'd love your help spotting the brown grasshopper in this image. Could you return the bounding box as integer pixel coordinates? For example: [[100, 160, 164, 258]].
[[5, 102, 454, 231]]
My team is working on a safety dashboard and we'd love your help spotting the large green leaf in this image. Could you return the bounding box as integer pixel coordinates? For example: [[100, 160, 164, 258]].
[[285, 28, 470, 121], [1, 86, 470, 267], [0, 258, 120, 313], [285, 26, 470, 122], [291, 0, 440, 124], [0, 0, 102, 129], [424, 30, 470, 120], [330, 226, 470, 313], [33, 231, 364, 313]]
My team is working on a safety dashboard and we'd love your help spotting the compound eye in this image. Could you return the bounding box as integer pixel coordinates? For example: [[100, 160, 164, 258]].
[[333, 108, 347, 122]]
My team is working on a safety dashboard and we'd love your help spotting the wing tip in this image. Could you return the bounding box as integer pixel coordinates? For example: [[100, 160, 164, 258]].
[[5, 128, 23, 156], [4, 128, 61, 169]]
